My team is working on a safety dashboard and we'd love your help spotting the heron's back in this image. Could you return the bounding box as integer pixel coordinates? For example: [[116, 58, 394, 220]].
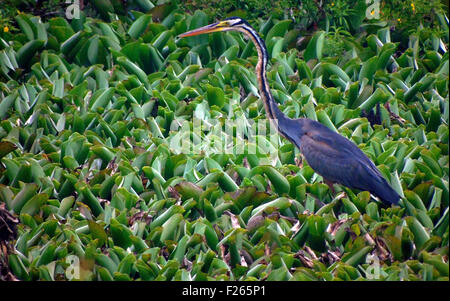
[[294, 119, 400, 204]]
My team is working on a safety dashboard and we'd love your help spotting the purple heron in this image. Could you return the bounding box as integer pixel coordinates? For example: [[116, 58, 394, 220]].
[[179, 17, 400, 205]]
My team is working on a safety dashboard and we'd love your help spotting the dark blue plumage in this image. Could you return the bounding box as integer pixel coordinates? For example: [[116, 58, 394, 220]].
[[283, 117, 400, 204]]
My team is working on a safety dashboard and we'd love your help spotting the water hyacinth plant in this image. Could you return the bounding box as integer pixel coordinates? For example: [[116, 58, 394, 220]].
[[0, 0, 448, 282]]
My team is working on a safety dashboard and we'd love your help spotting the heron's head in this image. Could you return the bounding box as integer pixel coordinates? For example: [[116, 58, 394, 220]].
[[178, 17, 249, 38]]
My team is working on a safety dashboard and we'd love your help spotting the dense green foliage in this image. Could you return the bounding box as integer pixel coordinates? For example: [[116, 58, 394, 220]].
[[0, 1, 448, 281]]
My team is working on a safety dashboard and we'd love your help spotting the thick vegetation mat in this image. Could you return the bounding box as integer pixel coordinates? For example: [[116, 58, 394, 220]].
[[0, 1, 448, 281]]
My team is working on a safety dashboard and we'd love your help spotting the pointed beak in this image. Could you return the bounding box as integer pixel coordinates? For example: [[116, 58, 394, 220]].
[[178, 22, 228, 38]]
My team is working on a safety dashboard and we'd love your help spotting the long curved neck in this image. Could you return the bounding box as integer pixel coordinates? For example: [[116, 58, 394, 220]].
[[235, 25, 290, 136]]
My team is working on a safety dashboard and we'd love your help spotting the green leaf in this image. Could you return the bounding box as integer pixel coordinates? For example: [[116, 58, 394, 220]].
[[16, 40, 45, 68], [88, 220, 108, 246], [304, 31, 325, 62], [20, 193, 48, 216], [206, 84, 225, 108]]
